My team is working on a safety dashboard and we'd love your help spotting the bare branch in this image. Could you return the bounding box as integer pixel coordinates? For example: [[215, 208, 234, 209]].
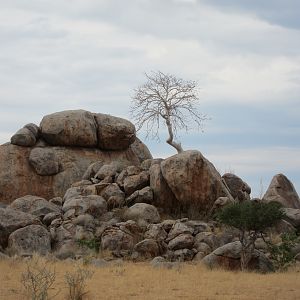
[[130, 71, 208, 153]]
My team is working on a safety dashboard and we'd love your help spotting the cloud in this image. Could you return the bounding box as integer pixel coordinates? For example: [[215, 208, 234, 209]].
[[201, 0, 300, 30], [0, 0, 299, 197]]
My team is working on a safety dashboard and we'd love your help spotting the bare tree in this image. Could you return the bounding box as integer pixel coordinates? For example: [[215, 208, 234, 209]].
[[130, 71, 206, 153]]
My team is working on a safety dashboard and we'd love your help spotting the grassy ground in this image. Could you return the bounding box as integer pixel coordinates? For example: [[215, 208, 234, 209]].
[[0, 257, 300, 300]]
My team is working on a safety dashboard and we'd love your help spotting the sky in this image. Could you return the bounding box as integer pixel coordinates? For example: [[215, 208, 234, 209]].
[[0, 0, 299, 197]]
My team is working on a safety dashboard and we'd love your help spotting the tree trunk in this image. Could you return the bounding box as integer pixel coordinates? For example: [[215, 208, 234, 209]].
[[165, 119, 183, 153]]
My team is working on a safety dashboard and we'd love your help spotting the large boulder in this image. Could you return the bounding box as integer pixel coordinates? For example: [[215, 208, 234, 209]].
[[123, 203, 160, 228], [202, 241, 273, 273], [0, 208, 40, 248], [161, 150, 233, 215], [62, 195, 107, 218], [123, 171, 150, 196], [130, 137, 153, 162], [8, 225, 51, 256], [94, 113, 136, 150], [0, 143, 150, 204], [11, 128, 36, 147], [29, 148, 60, 176], [282, 208, 300, 228], [132, 239, 162, 260], [263, 174, 300, 208], [168, 233, 194, 251], [222, 173, 251, 201], [9, 195, 60, 218], [40, 110, 98, 147], [149, 163, 177, 214]]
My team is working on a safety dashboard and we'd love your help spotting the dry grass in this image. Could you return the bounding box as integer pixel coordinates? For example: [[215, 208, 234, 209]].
[[0, 257, 300, 300]]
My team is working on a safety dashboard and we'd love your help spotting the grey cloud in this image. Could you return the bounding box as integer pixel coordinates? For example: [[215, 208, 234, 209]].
[[201, 0, 300, 29]]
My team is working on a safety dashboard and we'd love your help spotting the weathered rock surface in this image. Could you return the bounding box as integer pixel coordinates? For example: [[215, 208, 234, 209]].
[[10, 195, 60, 218], [168, 233, 194, 251], [94, 113, 136, 150], [63, 195, 107, 218], [132, 239, 161, 260], [0, 208, 40, 247], [144, 224, 168, 241], [101, 221, 142, 253], [161, 150, 233, 215], [11, 128, 36, 147], [8, 225, 51, 256], [124, 171, 150, 196], [130, 137, 153, 162], [40, 110, 98, 147], [222, 173, 251, 201], [0, 143, 149, 204], [125, 186, 153, 205], [263, 174, 300, 208], [124, 203, 160, 227], [149, 163, 177, 214], [202, 241, 273, 273], [282, 208, 300, 228], [29, 147, 60, 176]]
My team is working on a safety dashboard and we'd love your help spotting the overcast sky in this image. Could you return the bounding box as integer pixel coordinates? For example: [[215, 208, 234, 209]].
[[0, 0, 299, 197]]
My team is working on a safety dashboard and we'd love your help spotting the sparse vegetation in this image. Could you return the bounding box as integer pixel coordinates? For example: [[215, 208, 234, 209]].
[[77, 238, 100, 253], [65, 266, 94, 300], [267, 232, 300, 271], [19, 257, 58, 300], [1, 258, 299, 300], [217, 201, 284, 270]]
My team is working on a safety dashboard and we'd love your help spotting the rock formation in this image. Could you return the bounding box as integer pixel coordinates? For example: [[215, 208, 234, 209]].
[[263, 174, 300, 209], [0, 110, 152, 203], [0, 109, 299, 274]]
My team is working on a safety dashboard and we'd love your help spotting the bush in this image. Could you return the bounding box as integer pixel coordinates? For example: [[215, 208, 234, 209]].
[[65, 266, 94, 300], [19, 257, 58, 300], [217, 201, 284, 270], [77, 238, 100, 253], [217, 201, 284, 232], [267, 232, 299, 271]]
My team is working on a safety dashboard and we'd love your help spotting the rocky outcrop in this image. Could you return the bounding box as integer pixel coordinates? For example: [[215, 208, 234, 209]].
[[0, 110, 152, 203], [263, 174, 300, 208], [160, 151, 233, 215], [0, 143, 150, 204]]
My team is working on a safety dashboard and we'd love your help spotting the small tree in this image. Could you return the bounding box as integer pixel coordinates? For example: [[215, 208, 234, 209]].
[[217, 201, 284, 271], [130, 71, 206, 153]]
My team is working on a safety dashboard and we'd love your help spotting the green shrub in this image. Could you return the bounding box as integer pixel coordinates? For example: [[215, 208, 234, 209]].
[[217, 201, 284, 270], [77, 239, 100, 253], [267, 232, 299, 271]]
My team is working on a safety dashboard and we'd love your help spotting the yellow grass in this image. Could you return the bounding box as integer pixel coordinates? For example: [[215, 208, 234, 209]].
[[0, 257, 300, 300]]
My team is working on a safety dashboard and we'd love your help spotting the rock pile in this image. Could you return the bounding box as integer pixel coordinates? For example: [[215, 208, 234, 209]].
[[0, 110, 299, 273], [0, 110, 152, 204]]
